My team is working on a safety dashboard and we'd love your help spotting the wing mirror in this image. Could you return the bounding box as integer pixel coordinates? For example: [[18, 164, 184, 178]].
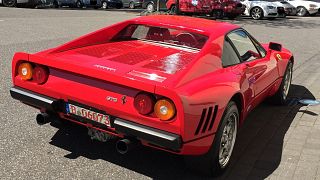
[[269, 42, 282, 51]]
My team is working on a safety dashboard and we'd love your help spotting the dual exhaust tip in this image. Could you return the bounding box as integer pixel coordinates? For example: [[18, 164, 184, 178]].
[[36, 113, 136, 154], [36, 113, 51, 125], [116, 139, 136, 154]]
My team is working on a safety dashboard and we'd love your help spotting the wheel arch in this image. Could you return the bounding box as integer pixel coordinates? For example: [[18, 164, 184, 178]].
[[289, 55, 294, 64], [229, 92, 245, 125]]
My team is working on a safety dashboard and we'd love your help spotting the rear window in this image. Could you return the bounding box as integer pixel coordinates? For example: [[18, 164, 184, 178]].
[[112, 24, 208, 50]]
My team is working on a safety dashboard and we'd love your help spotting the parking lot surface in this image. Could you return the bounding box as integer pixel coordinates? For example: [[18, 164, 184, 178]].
[[0, 7, 320, 179]]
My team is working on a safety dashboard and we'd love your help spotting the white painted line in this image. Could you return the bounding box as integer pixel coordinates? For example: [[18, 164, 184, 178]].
[[0, 20, 4, 22]]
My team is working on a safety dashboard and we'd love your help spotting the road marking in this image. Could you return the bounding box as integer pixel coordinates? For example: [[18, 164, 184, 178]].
[[0, 20, 4, 22]]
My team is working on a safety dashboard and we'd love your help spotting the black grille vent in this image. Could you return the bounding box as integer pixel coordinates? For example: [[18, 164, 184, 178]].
[[195, 105, 218, 135]]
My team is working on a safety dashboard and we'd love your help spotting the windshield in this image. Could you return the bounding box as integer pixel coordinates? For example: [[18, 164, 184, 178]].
[[112, 24, 208, 50]]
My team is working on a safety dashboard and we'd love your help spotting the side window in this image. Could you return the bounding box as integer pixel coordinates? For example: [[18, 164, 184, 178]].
[[221, 38, 241, 67], [227, 30, 260, 62]]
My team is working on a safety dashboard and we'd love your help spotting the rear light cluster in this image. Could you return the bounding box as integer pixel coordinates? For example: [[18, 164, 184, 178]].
[[133, 93, 176, 121], [17, 62, 49, 84]]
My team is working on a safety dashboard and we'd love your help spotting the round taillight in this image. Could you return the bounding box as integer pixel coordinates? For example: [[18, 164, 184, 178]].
[[32, 66, 49, 84], [18, 62, 33, 80], [154, 99, 176, 121], [134, 94, 155, 115]]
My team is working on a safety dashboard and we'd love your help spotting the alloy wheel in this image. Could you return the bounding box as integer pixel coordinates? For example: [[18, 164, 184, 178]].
[[282, 63, 292, 100], [102, 1, 107, 9], [251, 7, 262, 20], [218, 112, 238, 168], [147, 3, 154, 12]]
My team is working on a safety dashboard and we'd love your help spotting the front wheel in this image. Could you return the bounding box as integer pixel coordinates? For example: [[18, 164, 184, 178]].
[[129, 1, 135, 9], [251, 7, 263, 20], [296, 6, 308, 17], [184, 101, 238, 176], [3, 0, 17, 7], [76, 0, 83, 8], [270, 61, 293, 105]]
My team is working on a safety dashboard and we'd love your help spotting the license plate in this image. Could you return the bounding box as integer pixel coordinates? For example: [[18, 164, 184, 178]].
[[66, 103, 111, 127]]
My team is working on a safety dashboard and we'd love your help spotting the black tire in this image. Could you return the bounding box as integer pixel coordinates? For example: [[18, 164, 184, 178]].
[[211, 10, 223, 19], [129, 1, 135, 9], [146, 2, 154, 12], [101, 1, 108, 9], [296, 6, 308, 17], [53, 0, 60, 8], [169, 5, 176, 14], [184, 101, 239, 176], [3, 0, 17, 7], [251, 7, 263, 20], [76, 0, 83, 8], [270, 61, 293, 105]]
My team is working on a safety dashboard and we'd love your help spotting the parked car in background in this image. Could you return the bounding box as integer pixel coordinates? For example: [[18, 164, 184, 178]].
[[142, 0, 167, 12], [0, 0, 41, 7], [53, 0, 102, 8], [268, 0, 297, 15], [241, 0, 286, 19], [165, 0, 245, 19], [121, 0, 142, 8], [101, 0, 123, 8], [277, 1, 297, 15], [284, 0, 320, 16]]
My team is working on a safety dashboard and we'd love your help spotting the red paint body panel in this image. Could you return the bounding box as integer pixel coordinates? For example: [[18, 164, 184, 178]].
[[11, 15, 293, 155]]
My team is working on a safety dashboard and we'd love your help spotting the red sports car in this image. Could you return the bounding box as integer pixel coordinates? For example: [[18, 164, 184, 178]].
[[10, 15, 293, 175]]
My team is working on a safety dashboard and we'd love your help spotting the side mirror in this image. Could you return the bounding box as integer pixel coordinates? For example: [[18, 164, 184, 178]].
[[269, 42, 282, 51]]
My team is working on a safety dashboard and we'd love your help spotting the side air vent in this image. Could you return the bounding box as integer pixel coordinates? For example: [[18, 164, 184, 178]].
[[195, 105, 218, 135]]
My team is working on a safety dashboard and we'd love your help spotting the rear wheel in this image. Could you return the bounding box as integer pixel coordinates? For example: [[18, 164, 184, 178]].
[[169, 5, 177, 14], [101, 1, 108, 9], [76, 0, 83, 8], [184, 101, 238, 176], [296, 6, 308, 17], [146, 3, 155, 12], [251, 7, 263, 20], [270, 61, 293, 105], [129, 1, 134, 9], [3, 0, 17, 7]]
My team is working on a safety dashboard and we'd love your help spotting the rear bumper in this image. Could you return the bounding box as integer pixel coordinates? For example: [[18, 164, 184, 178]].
[[10, 86, 59, 111], [10, 86, 182, 151]]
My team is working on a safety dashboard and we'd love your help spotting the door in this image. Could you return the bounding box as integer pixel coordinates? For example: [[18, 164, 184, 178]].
[[226, 29, 278, 98]]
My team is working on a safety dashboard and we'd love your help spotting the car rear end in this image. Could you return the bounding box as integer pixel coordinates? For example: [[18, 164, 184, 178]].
[[10, 21, 213, 155], [222, 0, 245, 17], [11, 51, 184, 153]]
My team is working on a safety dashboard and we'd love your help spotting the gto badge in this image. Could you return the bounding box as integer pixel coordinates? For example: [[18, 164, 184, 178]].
[[106, 96, 117, 102], [276, 54, 282, 61]]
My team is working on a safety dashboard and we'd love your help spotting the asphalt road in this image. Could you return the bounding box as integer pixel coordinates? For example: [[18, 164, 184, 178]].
[[0, 7, 320, 179]]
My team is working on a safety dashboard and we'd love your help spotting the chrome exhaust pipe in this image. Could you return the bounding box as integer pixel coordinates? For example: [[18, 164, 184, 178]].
[[116, 139, 136, 154], [36, 113, 51, 125]]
